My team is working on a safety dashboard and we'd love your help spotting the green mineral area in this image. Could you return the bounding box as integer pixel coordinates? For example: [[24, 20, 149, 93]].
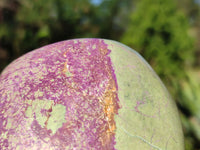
[[25, 99, 66, 135], [106, 40, 184, 150]]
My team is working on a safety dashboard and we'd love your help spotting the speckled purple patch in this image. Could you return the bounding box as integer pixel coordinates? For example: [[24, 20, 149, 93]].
[[0, 39, 120, 150]]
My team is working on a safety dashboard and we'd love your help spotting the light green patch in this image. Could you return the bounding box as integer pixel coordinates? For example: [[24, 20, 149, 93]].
[[14, 72, 18, 76], [6, 118, 12, 129], [25, 99, 66, 134], [16, 145, 20, 150], [46, 104, 66, 134], [0, 131, 8, 139], [65, 71, 72, 77], [105, 40, 184, 150], [34, 90, 44, 98], [92, 45, 96, 49]]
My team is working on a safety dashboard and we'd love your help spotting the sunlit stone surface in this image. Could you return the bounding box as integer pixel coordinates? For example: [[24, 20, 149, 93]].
[[0, 39, 183, 150]]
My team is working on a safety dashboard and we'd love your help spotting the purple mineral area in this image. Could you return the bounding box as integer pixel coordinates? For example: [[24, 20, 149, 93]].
[[0, 39, 120, 150]]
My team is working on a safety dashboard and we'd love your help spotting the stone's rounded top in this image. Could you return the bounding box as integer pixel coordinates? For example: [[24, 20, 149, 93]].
[[0, 38, 183, 150]]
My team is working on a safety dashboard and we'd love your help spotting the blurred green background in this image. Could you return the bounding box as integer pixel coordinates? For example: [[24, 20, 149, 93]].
[[0, 0, 200, 149]]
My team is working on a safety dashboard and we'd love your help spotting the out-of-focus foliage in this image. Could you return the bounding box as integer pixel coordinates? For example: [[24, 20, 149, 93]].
[[1, 0, 95, 57], [180, 69, 200, 149], [121, 0, 194, 85], [0, 0, 200, 149], [177, 0, 200, 67], [180, 70, 200, 118]]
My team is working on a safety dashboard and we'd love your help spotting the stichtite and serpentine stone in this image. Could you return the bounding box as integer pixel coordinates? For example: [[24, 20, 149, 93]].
[[0, 39, 184, 150]]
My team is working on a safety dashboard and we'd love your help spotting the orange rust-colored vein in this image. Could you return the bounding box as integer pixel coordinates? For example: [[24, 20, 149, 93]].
[[62, 48, 72, 74], [99, 78, 119, 147], [63, 60, 69, 73], [104, 81, 117, 132], [98, 48, 120, 147], [99, 47, 108, 56]]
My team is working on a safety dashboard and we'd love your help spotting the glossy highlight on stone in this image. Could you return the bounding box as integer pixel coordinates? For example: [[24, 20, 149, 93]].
[[0, 39, 184, 150]]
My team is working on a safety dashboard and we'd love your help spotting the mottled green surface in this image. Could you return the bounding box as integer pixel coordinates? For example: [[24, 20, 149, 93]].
[[106, 40, 184, 150]]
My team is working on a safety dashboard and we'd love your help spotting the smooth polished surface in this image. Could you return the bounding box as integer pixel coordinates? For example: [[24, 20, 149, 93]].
[[0, 39, 183, 150]]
